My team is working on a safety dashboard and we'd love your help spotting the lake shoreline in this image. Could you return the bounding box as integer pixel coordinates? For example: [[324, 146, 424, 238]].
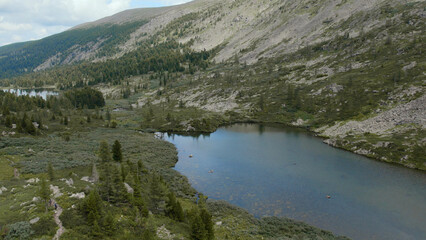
[[164, 123, 426, 240], [160, 120, 426, 172], [160, 126, 351, 239]]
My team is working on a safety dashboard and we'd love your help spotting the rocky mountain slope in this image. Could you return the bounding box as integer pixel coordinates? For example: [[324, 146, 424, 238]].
[[0, 0, 425, 169]]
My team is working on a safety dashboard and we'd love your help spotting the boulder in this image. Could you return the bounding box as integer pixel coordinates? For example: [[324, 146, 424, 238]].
[[124, 183, 134, 194], [30, 217, 40, 224]]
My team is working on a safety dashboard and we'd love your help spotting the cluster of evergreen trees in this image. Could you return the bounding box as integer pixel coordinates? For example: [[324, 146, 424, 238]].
[[4, 39, 211, 90], [60, 139, 214, 239], [0, 88, 105, 135], [1, 112, 41, 135], [0, 20, 148, 79], [64, 87, 105, 109]]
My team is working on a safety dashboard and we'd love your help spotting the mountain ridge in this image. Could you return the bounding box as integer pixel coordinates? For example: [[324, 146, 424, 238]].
[[2, 0, 421, 76]]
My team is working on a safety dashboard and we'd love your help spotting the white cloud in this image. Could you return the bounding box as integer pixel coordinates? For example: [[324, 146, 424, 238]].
[[0, 0, 194, 46], [0, 0, 134, 46]]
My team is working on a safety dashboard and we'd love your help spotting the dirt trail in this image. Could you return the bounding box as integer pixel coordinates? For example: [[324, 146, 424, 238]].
[[52, 203, 65, 240]]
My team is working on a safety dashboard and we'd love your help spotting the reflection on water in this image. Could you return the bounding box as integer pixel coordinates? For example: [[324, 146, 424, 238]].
[[164, 124, 426, 240], [2, 89, 59, 100]]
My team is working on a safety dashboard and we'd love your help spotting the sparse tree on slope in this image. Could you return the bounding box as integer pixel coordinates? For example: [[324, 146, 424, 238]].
[[99, 140, 112, 162], [38, 177, 51, 212], [47, 162, 54, 181], [112, 140, 122, 162]]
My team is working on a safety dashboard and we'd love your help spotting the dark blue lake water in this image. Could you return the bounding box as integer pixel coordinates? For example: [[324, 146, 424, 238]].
[[163, 124, 426, 240]]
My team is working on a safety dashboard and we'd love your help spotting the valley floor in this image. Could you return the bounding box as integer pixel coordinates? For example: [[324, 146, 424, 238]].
[[0, 109, 348, 239]]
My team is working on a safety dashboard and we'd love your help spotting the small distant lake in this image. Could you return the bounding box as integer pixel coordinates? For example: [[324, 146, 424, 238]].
[[2, 88, 59, 100], [163, 124, 426, 240]]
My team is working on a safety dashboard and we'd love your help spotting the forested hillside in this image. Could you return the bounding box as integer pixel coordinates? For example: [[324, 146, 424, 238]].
[[0, 21, 148, 79]]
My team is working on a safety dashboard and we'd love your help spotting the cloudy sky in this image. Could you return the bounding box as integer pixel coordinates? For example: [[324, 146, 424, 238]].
[[0, 0, 192, 47]]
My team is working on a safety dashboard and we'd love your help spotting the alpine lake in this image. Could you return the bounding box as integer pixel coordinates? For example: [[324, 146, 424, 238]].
[[162, 124, 426, 240]]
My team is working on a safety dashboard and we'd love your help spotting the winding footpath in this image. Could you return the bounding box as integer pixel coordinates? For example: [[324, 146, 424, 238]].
[[52, 203, 65, 240]]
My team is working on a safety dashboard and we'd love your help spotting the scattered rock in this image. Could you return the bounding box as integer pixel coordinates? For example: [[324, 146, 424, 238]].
[[70, 192, 86, 199], [26, 178, 40, 184], [186, 124, 196, 132], [327, 83, 344, 93], [61, 178, 74, 187], [32, 197, 40, 202], [50, 185, 63, 198], [91, 164, 99, 183], [81, 176, 94, 183], [1, 186, 7, 192], [156, 225, 175, 240], [402, 61, 416, 71], [30, 217, 40, 224], [216, 221, 222, 226], [14, 168, 20, 179], [292, 118, 307, 126], [354, 148, 372, 155], [321, 95, 426, 137], [374, 142, 391, 148], [124, 183, 134, 194]]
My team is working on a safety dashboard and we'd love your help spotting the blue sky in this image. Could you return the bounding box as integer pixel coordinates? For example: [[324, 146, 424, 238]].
[[0, 0, 192, 47]]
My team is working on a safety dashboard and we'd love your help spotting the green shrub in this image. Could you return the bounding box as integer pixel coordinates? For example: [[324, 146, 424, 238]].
[[5, 221, 33, 240], [32, 214, 56, 237]]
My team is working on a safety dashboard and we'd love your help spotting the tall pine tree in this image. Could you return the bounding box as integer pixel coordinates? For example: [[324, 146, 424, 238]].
[[99, 141, 112, 162], [47, 162, 54, 181], [112, 140, 122, 162], [38, 177, 51, 212]]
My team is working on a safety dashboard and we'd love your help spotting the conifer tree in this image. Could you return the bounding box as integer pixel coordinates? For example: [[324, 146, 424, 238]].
[[5, 115, 12, 128], [105, 109, 111, 122], [133, 176, 148, 217], [120, 163, 127, 182], [21, 113, 28, 130], [149, 173, 167, 213], [99, 163, 113, 202], [38, 118, 43, 129], [175, 201, 185, 222], [99, 141, 112, 162], [91, 220, 102, 238], [111, 165, 127, 203], [112, 140, 122, 162], [190, 209, 207, 240], [38, 177, 51, 212], [102, 212, 116, 236], [200, 208, 214, 240], [47, 162, 54, 181], [142, 229, 155, 240], [166, 192, 184, 222], [84, 190, 102, 225]]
